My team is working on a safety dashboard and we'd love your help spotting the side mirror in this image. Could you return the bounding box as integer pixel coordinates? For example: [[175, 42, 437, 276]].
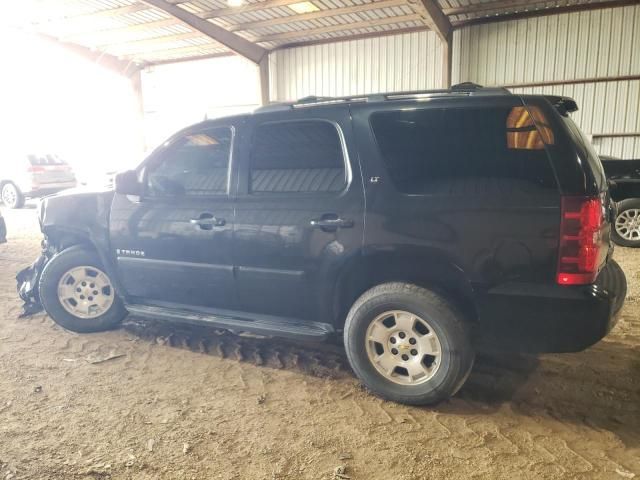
[[115, 170, 142, 196]]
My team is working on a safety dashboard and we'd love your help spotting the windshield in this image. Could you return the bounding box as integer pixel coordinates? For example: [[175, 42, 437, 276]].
[[561, 116, 607, 190]]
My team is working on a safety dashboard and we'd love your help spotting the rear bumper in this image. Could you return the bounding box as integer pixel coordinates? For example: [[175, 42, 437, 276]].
[[24, 182, 77, 197], [0, 216, 6, 243], [476, 260, 626, 353]]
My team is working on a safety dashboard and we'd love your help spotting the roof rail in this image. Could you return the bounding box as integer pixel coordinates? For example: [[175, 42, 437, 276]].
[[254, 83, 511, 113]]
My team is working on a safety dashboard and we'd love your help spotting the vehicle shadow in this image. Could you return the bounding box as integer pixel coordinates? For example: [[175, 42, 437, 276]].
[[123, 318, 640, 447], [448, 340, 640, 448]]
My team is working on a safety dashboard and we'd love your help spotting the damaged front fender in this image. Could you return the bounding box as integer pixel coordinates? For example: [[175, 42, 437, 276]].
[[17, 188, 116, 317]]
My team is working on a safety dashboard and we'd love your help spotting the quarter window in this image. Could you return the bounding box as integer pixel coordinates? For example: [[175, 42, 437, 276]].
[[249, 121, 346, 194], [371, 106, 557, 195], [147, 127, 232, 196]]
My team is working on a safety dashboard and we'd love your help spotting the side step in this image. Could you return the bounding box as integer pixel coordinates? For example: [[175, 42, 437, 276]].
[[126, 303, 334, 341]]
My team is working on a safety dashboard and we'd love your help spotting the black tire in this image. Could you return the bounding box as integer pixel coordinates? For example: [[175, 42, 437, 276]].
[[39, 246, 127, 333], [596, 259, 627, 316], [1, 182, 25, 209], [612, 198, 640, 248], [344, 282, 474, 405]]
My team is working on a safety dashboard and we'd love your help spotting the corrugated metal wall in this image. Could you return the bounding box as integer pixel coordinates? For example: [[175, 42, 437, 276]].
[[268, 30, 445, 101], [452, 4, 640, 158]]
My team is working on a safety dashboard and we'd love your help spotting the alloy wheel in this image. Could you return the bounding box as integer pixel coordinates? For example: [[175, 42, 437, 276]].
[[57, 266, 115, 319], [1, 184, 17, 207], [365, 310, 442, 385], [615, 209, 640, 241]]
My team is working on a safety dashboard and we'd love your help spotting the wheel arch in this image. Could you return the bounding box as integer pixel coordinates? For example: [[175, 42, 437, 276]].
[[43, 226, 125, 301], [332, 248, 477, 330]]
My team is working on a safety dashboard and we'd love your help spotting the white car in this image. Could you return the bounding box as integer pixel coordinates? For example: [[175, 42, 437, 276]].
[[1, 154, 77, 208]]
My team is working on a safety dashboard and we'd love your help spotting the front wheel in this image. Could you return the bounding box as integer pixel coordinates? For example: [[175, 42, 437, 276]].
[[344, 283, 474, 405], [612, 198, 640, 247], [1, 182, 25, 209], [39, 246, 127, 332]]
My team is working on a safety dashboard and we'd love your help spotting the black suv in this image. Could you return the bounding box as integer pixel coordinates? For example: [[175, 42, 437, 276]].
[[19, 84, 627, 405]]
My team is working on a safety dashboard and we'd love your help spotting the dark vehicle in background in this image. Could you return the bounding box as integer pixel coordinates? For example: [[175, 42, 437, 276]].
[[19, 84, 627, 405], [1, 154, 77, 208], [601, 156, 640, 247], [0, 210, 6, 244]]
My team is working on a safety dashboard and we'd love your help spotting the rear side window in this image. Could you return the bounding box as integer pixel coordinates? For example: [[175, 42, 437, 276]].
[[371, 106, 557, 195], [249, 120, 346, 194]]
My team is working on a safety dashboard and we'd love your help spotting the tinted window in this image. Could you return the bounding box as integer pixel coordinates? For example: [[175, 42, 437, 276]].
[[371, 106, 557, 195], [562, 116, 606, 190], [249, 121, 346, 194], [28, 154, 66, 165], [148, 127, 232, 196]]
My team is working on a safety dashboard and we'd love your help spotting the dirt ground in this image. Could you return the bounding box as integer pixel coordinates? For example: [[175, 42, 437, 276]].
[[0, 206, 638, 480]]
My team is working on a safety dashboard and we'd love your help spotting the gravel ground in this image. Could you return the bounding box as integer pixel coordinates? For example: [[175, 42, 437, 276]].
[[0, 206, 638, 480]]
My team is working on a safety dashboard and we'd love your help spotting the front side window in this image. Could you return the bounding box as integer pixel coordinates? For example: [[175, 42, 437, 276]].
[[147, 127, 232, 196], [371, 106, 557, 195], [249, 120, 346, 194]]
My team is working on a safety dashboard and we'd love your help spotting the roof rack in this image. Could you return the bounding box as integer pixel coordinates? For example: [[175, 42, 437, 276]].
[[254, 83, 511, 113]]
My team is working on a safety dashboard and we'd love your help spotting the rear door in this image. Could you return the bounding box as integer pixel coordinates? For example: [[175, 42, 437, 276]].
[[232, 107, 364, 322], [110, 122, 238, 310]]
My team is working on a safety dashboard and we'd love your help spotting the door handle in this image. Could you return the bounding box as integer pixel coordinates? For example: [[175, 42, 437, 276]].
[[190, 215, 226, 229], [310, 217, 354, 229]]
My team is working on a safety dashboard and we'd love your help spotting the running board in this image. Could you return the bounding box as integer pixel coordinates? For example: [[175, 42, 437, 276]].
[[126, 304, 334, 341]]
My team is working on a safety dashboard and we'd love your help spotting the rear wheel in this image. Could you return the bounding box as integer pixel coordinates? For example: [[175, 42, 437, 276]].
[[344, 282, 474, 405], [1, 182, 25, 209], [612, 198, 640, 248], [39, 246, 127, 332]]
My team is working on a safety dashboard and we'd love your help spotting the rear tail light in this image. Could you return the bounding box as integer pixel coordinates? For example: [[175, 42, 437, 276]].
[[28, 166, 46, 173], [557, 196, 607, 285]]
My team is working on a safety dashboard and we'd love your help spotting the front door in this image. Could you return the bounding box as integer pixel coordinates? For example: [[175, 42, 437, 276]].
[[110, 123, 238, 310], [233, 108, 365, 322]]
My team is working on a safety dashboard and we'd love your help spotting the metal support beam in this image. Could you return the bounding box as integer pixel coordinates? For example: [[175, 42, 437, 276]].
[[130, 69, 147, 150], [445, 0, 639, 17], [444, 0, 544, 16], [255, 14, 422, 43], [62, 18, 179, 43], [139, 0, 267, 64], [101, 31, 204, 52], [227, 0, 407, 32], [201, 0, 306, 19], [409, 0, 452, 42], [442, 31, 452, 88], [123, 44, 225, 61], [37, 33, 140, 77], [453, 0, 640, 27], [259, 56, 270, 106]]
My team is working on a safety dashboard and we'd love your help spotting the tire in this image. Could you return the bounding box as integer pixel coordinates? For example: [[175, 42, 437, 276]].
[[596, 259, 627, 316], [39, 246, 127, 333], [344, 282, 474, 405], [612, 198, 640, 248], [1, 182, 25, 209]]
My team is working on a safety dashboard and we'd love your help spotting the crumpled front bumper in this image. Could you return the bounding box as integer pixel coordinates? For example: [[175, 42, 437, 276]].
[[16, 247, 52, 317]]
